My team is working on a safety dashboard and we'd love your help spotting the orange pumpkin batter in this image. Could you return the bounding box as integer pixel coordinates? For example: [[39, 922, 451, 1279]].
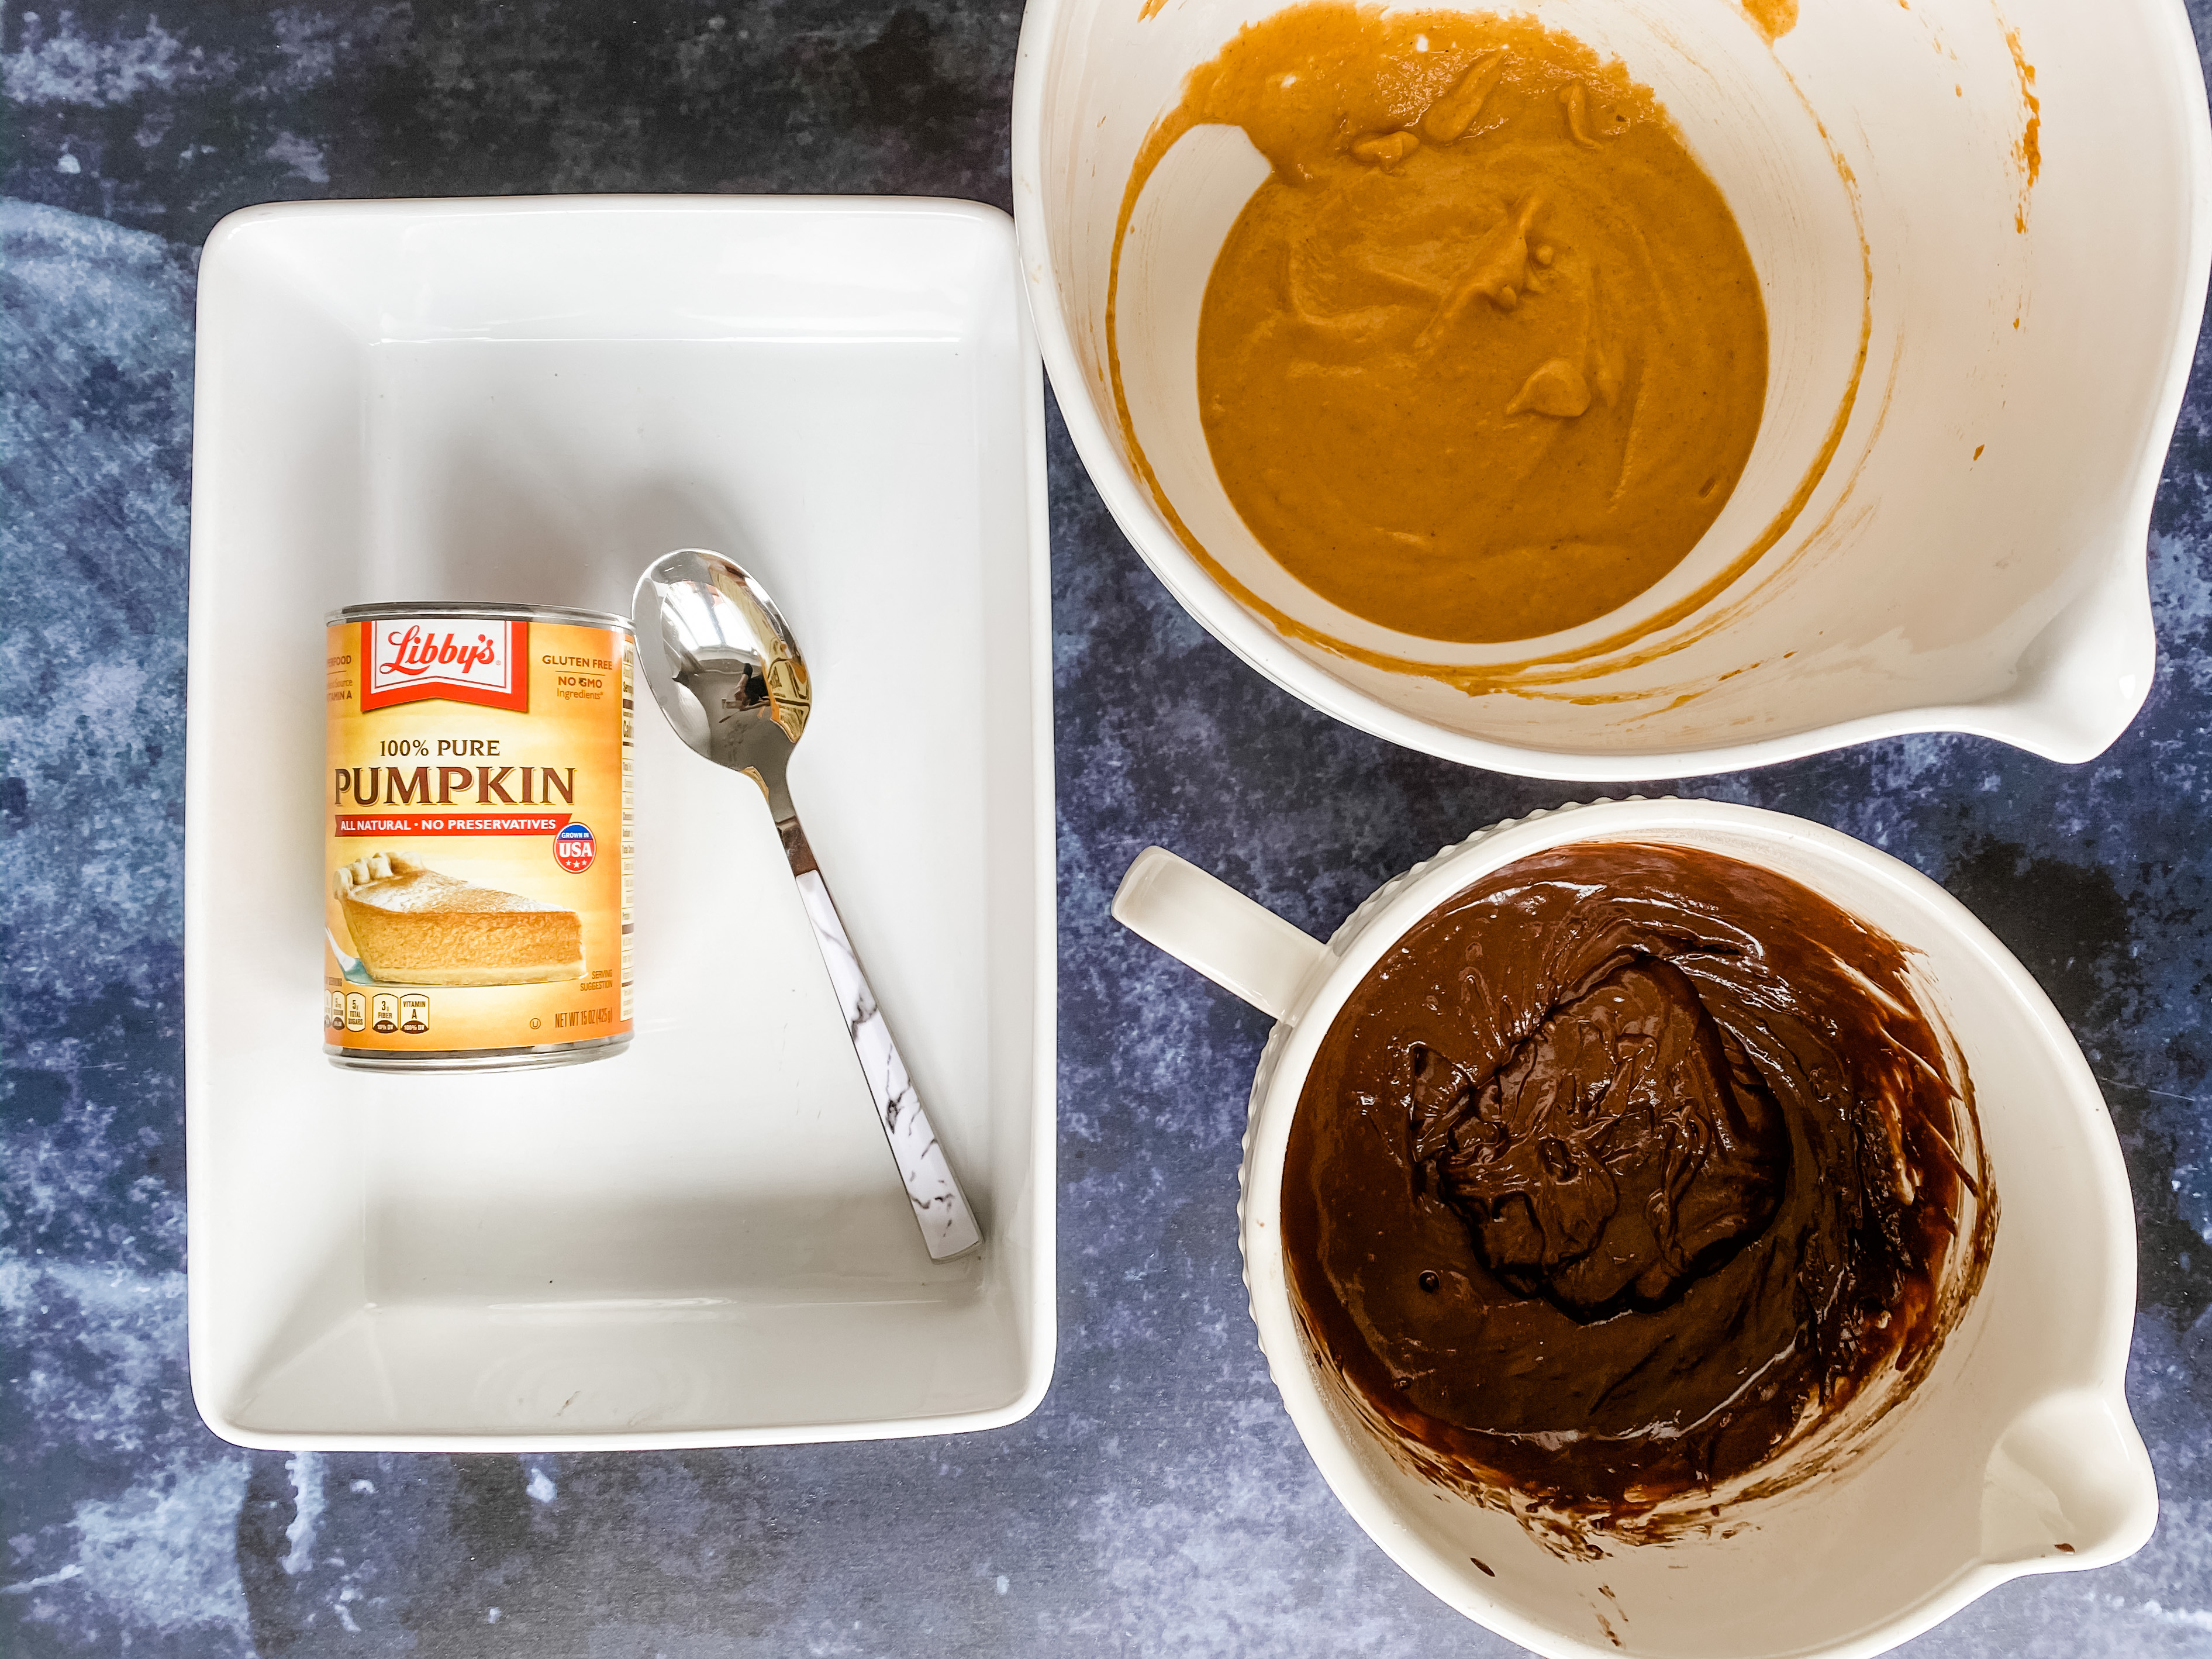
[[1175, 5, 1768, 644]]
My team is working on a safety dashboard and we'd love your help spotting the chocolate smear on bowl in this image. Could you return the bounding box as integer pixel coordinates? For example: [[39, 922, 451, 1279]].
[[1282, 843, 1994, 1527]]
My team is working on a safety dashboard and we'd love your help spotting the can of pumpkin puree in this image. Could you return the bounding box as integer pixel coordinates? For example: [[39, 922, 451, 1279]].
[[323, 602, 634, 1071]]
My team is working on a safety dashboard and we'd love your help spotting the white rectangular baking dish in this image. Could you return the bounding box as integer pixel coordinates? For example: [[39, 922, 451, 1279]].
[[185, 196, 1054, 1449]]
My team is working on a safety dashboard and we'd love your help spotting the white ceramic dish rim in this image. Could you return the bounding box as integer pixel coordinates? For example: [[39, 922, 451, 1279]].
[[1010, 0, 2212, 780], [1126, 796, 2147, 1657], [183, 193, 1060, 1451]]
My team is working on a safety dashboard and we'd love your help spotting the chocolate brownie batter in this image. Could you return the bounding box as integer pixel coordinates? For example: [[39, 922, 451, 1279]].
[[1283, 843, 1989, 1515]]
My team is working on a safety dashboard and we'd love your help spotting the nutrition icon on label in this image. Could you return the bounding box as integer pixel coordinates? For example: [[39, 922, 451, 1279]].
[[344, 992, 367, 1032], [326, 991, 346, 1030], [399, 994, 430, 1034], [371, 993, 398, 1034]]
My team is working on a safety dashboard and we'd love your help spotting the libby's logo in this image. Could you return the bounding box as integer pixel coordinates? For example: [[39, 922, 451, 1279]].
[[360, 619, 529, 712]]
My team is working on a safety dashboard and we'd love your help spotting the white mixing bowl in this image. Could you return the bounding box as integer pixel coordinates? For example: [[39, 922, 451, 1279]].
[[1014, 0, 2212, 778], [1113, 798, 2155, 1658]]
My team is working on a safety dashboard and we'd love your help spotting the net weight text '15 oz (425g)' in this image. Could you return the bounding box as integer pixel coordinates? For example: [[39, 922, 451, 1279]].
[[323, 602, 636, 1071]]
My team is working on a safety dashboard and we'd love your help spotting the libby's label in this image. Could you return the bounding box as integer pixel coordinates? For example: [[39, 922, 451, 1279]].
[[324, 615, 635, 1061], [360, 618, 529, 712]]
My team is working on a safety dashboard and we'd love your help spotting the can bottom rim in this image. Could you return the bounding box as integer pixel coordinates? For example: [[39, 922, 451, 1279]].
[[325, 1036, 631, 1073]]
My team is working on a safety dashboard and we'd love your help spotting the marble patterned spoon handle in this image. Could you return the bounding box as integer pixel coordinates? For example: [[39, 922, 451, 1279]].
[[779, 815, 982, 1261]]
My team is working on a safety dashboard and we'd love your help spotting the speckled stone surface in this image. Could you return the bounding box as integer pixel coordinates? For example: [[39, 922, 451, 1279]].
[[2, 3, 2208, 1654]]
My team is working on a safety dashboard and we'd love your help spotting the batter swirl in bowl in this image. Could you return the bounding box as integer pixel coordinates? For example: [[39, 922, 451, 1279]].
[[1283, 844, 1992, 1516], [1150, 4, 1769, 643]]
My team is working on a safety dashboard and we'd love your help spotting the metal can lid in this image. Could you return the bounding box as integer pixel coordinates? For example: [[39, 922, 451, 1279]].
[[327, 600, 634, 634]]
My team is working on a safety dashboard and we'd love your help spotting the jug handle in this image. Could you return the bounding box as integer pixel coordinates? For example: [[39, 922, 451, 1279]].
[[1112, 847, 1330, 1022]]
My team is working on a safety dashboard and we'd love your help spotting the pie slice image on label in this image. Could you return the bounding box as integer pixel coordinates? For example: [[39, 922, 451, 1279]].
[[332, 851, 584, 987]]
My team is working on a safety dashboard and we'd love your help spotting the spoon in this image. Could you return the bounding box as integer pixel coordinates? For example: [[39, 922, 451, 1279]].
[[632, 549, 982, 1261]]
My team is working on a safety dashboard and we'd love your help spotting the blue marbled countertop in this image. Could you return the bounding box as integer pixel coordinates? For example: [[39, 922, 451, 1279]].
[[4, 3, 2208, 1654]]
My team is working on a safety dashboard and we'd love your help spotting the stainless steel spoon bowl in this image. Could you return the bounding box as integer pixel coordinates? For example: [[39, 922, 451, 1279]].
[[633, 549, 981, 1261]]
